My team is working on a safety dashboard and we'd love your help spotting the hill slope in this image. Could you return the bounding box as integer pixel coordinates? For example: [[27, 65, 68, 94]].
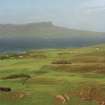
[[0, 22, 105, 38], [0, 22, 105, 51]]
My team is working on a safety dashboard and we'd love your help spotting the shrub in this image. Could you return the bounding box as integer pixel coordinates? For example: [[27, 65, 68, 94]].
[[2, 74, 31, 80], [52, 60, 72, 64]]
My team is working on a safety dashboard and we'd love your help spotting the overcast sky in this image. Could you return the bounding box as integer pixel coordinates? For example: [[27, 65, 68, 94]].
[[0, 0, 105, 32]]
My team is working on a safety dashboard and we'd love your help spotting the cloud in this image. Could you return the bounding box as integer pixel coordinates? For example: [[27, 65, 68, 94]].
[[82, 0, 105, 8], [86, 7, 105, 14], [78, 0, 105, 13]]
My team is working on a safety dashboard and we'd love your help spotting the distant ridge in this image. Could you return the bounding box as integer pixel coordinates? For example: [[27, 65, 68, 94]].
[[0, 22, 105, 52], [0, 22, 105, 38]]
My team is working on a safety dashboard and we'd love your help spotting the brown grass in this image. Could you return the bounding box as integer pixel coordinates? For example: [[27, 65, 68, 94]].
[[0, 91, 30, 101], [71, 56, 105, 63], [45, 63, 105, 73], [77, 84, 105, 104]]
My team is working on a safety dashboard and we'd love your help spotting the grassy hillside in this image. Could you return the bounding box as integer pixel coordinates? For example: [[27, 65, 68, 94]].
[[0, 45, 105, 105], [0, 22, 105, 38]]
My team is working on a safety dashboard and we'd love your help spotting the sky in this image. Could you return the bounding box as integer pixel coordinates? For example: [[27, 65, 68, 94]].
[[0, 0, 105, 32]]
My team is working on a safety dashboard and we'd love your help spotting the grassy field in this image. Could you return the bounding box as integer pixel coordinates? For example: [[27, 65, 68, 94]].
[[0, 46, 105, 105]]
